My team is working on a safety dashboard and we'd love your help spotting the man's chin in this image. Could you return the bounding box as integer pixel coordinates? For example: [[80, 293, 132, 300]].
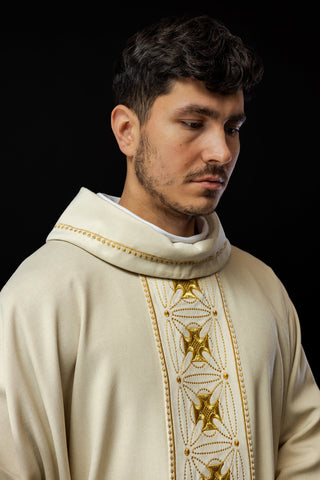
[[177, 202, 218, 217], [154, 189, 222, 218], [186, 196, 222, 216]]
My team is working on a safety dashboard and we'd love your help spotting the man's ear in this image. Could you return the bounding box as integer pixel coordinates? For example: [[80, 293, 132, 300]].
[[111, 105, 140, 157]]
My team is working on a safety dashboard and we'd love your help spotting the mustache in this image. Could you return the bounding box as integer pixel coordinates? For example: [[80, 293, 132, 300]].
[[184, 165, 229, 183]]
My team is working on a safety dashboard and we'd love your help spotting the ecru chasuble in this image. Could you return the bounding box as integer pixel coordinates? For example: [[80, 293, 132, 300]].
[[1, 187, 319, 479]]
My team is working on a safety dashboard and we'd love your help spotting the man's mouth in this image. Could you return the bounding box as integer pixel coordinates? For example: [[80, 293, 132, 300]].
[[186, 168, 228, 189], [192, 176, 225, 190]]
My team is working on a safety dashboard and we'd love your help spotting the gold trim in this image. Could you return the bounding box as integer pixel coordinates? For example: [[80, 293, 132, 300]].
[[147, 276, 253, 478], [216, 273, 255, 479], [52, 223, 228, 267], [141, 276, 176, 479]]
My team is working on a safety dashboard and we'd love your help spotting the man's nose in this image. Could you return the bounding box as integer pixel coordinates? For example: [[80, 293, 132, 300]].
[[201, 130, 232, 165]]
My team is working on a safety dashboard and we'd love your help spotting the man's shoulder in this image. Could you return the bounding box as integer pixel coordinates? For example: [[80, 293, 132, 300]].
[[228, 244, 274, 274], [1, 240, 99, 309], [0, 241, 86, 362], [224, 244, 291, 311], [225, 244, 286, 295]]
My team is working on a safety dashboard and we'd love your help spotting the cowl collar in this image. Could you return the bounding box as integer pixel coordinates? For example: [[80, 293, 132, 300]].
[[46, 187, 231, 279]]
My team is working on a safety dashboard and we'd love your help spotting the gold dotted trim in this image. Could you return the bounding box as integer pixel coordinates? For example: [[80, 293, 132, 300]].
[[141, 276, 176, 480], [216, 272, 256, 480], [53, 223, 228, 267]]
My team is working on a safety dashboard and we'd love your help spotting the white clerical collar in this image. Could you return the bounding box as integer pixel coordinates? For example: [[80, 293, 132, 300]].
[[97, 193, 209, 244]]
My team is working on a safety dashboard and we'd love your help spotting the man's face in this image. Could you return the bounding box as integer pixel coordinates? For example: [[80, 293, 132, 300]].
[[131, 79, 245, 221]]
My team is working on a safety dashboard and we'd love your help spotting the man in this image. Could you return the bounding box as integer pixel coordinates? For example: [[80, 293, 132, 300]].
[[1, 15, 319, 479]]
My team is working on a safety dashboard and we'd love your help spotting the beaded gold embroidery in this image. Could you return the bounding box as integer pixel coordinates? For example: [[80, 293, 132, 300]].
[[142, 274, 255, 480], [53, 223, 228, 267]]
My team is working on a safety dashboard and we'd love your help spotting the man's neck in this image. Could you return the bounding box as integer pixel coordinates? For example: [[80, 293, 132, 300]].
[[119, 194, 197, 238]]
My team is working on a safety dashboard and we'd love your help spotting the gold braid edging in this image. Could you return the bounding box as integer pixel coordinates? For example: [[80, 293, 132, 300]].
[[53, 223, 228, 267]]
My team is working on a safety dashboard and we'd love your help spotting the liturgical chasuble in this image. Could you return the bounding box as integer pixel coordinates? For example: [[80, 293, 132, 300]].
[[1, 187, 319, 479]]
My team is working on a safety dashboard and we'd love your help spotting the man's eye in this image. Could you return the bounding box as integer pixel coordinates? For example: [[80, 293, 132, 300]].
[[226, 126, 240, 136], [181, 121, 203, 129]]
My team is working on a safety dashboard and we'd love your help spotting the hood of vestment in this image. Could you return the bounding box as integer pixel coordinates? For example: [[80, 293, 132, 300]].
[[46, 187, 231, 279]]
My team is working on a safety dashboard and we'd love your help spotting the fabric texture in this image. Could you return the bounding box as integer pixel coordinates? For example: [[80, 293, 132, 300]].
[[1, 187, 319, 479]]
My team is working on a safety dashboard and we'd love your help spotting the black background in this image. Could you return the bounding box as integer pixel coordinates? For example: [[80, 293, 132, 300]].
[[1, 4, 319, 385]]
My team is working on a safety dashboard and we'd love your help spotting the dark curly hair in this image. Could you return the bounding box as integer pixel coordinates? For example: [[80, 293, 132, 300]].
[[113, 15, 263, 123]]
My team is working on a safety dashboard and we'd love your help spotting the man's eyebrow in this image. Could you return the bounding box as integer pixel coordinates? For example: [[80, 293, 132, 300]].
[[229, 113, 247, 124], [173, 104, 246, 123]]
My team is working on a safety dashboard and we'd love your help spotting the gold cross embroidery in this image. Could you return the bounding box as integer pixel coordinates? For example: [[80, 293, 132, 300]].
[[200, 462, 231, 480], [173, 279, 201, 299], [183, 326, 211, 363], [193, 392, 221, 432]]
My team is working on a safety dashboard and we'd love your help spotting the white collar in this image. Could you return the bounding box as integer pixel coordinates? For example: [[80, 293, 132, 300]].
[[97, 193, 209, 244]]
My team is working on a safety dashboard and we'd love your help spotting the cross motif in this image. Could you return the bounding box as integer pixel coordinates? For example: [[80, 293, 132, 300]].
[[200, 462, 231, 480], [193, 392, 221, 432], [173, 279, 201, 299], [183, 326, 211, 363]]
